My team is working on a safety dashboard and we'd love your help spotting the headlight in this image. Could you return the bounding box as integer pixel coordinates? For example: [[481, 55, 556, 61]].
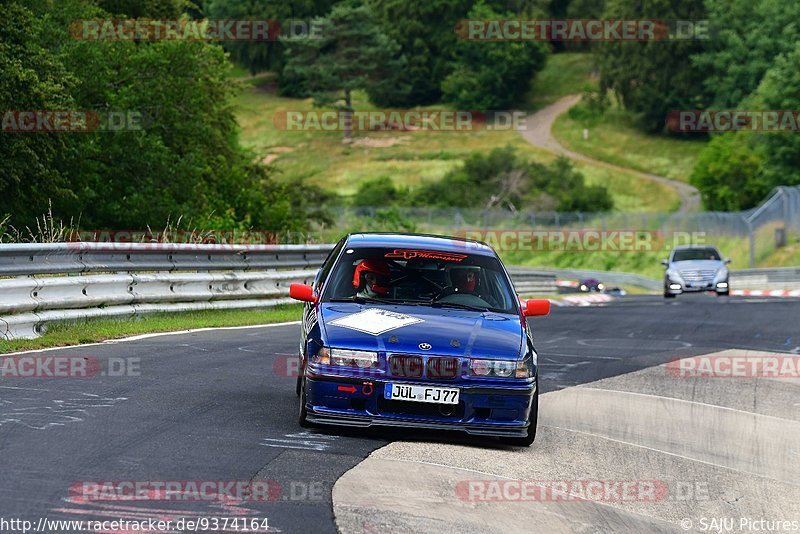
[[326, 348, 379, 368], [470, 359, 519, 377], [493, 361, 515, 377], [470, 359, 492, 376]]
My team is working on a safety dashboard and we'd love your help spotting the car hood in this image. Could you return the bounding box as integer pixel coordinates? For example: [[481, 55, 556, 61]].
[[318, 303, 524, 360], [669, 259, 725, 271]]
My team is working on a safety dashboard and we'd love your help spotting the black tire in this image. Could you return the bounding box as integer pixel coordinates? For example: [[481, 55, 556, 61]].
[[664, 292, 676, 299], [298, 375, 311, 428], [503, 384, 539, 447], [716, 291, 729, 297]]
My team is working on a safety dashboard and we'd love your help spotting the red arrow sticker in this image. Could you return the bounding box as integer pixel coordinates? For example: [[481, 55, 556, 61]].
[[338, 385, 357, 394]]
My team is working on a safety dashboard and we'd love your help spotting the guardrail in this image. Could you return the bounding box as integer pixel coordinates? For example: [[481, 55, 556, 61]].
[[0, 242, 334, 276], [505, 270, 558, 295], [510, 267, 662, 292], [514, 266, 800, 292], [729, 267, 800, 290], [0, 243, 329, 340]]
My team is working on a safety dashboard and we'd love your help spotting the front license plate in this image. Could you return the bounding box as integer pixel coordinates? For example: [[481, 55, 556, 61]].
[[384, 383, 460, 405]]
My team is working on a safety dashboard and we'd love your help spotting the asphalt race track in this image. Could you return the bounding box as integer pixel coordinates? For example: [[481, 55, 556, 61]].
[[1, 293, 799, 533]]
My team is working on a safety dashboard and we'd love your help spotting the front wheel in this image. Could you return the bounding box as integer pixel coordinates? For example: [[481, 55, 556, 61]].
[[664, 292, 676, 299], [503, 384, 539, 447], [716, 291, 729, 297]]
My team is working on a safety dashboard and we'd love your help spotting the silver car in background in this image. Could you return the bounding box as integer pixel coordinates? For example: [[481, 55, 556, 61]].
[[662, 245, 731, 298]]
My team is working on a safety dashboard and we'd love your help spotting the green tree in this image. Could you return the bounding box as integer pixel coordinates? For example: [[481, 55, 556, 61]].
[[692, 41, 800, 211], [365, 0, 471, 106], [205, 0, 335, 81], [749, 42, 800, 192], [594, 0, 709, 132], [690, 134, 765, 210], [441, 3, 548, 109], [692, 0, 800, 109], [0, 1, 77, 224], [281, 0, 405, 139], [96, 0, 191, 18], [2, 0, 331, 233]]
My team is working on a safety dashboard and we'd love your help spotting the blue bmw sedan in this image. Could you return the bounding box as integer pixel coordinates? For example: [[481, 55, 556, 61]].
[[289, 233, 550, 446]]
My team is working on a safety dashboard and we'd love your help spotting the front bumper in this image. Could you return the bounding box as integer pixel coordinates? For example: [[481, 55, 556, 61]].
[[664, 278, 729, 294], [304, 372, 536, 438]]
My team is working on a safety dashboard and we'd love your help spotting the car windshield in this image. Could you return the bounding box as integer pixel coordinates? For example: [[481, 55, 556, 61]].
[[672, 248, 722, 262], [323, 247, 518, 314]]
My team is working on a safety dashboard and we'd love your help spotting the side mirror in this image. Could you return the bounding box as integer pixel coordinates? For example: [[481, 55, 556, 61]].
[[523, 299, 550, 317], [290, 283, 316, 303], [724, 258, 731, 264], [661, 259, 669, 266]]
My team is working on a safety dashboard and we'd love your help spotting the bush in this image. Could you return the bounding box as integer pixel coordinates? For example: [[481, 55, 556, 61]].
[[690, 134, 765, 211], [413, 147, 613, 212], [351, 177, 402, 207]]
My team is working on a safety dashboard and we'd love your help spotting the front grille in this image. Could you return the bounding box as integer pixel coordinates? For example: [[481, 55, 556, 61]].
[[426, 357, 459, 379], [679, 269, 716, 282], [389, 355, 423, 378], [389, 355, 461, 379]]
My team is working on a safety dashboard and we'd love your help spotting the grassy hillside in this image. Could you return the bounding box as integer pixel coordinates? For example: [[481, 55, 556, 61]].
[[234, 67, 677, 211]]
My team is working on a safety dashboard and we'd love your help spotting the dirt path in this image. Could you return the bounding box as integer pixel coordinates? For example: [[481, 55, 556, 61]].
[[519, 95, 701, 213]]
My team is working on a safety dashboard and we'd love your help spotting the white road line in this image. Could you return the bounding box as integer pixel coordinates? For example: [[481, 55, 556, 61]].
[[541, 352, 623, 360]]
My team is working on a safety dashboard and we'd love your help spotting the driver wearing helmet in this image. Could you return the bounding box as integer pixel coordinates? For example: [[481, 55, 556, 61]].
[[450, 267, 478, 294], [353, 258, 392, 299]]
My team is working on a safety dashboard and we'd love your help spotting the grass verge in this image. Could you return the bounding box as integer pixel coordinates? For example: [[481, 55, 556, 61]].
[[0, 304, 302, 354]]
